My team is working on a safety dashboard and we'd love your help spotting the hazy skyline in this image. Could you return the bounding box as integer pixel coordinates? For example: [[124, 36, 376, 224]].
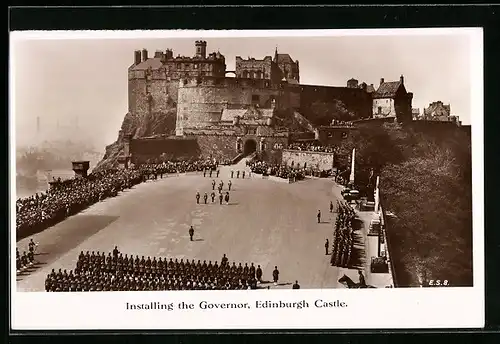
[[11, 31, 475, 150]]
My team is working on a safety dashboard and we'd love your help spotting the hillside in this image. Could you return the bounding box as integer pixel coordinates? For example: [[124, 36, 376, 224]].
[[336, 121, 473, 287], [95, 106, 177, 170]]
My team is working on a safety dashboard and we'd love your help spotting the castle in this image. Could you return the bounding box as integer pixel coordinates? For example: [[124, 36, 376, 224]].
[[123, 40, 413, 164]]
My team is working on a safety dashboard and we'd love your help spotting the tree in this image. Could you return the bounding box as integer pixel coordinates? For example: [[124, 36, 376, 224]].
[[306, 100, 357, 126]]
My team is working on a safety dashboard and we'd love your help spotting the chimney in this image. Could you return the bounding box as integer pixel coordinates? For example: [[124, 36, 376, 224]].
[[400, 75, 404, 84], [154, 50, 163, 58], [134, 50, 141, 65], [380, 78, 385, 85], [142, 49, 148, 62], [165, 49, 173, 60]]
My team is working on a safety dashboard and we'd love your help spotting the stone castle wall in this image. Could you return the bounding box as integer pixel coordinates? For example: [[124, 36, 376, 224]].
[[176, 77, 282, 135], [282, 150, 335, 171]]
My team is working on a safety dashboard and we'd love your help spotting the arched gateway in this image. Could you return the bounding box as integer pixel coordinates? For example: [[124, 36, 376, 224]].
[[243, 139, 257, 156]]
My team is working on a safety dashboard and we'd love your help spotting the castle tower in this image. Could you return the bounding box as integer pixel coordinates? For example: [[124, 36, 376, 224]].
[[195, 40, 207, 59]]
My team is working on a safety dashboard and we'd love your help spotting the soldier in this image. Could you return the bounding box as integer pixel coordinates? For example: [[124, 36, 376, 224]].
[[219, 193, 223, 205], [221, 254, 228, 267], [256, 265, 263, 283], [317, 210, 321, 224], [224, 192, 230, 205], [249, 263, 256, 278], [231, 170, 234, 178], [330, 201, 334, 213], [292, 280, 300, 289], [209, 169, 213, 178], [203, 169, 206, 178], [237, 170, 240, 178], [242, 170, 246, 179], [29, 238, 37, 254], [212, 180, 216, 190], [189, 226, 195, 241], [325, 238, 329, 255], [218, 184, 223, 194], [196, 192, 200, 204], [228, 180, 232, 191], [203, 192, 208, 204], [358, 270, 366, 288], [216, 170, 220, 178], [272, 266, 279, 286], [211, 191, 216, 203]]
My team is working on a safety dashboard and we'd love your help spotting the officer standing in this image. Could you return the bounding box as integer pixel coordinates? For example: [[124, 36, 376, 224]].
[[228, 180, 232, 191], [212, 180, 216, 190], [203, 169, 206, 177], [358, 270, 366, 288], [292, 280, 300, 289], [219, 193, 224, 205], [256, 265, 263, 283], [204, 192, 208, 204], [231, 170, 234, 178], [224, 192, 230, 205], [189, 226, 195, 241], [325, 238, 329, 255], [237, 171, 240, 178], [317, 210, 321, 223], [272, 266, 280, 286], [209, 169, 213, 178], [211, 191, 216, 203], [216, 170, 220, 178], [196, 192, 200, 204]]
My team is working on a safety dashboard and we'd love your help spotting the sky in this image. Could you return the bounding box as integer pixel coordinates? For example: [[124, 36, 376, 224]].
[[11, 30, 478, 150]]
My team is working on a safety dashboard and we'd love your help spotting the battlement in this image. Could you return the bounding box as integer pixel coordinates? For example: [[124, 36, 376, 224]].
[[178, 76, 275, 89], [236, 56, 273, 62]]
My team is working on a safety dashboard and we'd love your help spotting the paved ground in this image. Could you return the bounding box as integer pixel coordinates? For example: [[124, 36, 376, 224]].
[[16, 163, 370, 291]]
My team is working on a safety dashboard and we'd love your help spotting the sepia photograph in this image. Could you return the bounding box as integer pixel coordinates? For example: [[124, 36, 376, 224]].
[[10, 29, 484, 329]]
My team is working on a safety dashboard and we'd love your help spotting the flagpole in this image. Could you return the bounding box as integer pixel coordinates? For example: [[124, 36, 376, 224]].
[[349, 148, 355, 184]]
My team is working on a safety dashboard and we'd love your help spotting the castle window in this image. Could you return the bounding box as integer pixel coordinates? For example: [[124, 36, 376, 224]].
[[194, 64, 199, 69], [378, 106, 382, 114], [185, 64, 190, 69], [176, 63, 181, 69]]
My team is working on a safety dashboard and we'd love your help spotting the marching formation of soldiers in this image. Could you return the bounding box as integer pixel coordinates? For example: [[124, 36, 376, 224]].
[[44, 249, 275, 292], [230, 170, 249, 179], [16, 238, 38, 273], [330, 200, 356, 267], [197, 180, 232, 205]]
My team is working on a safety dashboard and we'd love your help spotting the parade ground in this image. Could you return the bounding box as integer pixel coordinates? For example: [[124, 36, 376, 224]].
[[16, 165, 371, 291]]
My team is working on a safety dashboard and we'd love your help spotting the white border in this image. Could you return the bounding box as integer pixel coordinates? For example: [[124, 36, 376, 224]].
[[10, 28, 484, 330]]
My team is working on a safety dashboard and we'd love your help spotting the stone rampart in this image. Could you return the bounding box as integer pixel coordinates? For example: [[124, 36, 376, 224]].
[[282, 150, 335, 170]]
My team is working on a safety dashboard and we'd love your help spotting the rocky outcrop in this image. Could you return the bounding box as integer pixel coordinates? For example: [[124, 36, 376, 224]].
[[95, 107, 177, 171]]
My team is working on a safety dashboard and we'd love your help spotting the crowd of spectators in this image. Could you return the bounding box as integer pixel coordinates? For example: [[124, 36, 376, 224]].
[[330, 119, 354, 127], [330, 201, 356, 268], [16, 238, 38, 273], [16, 169, 145, 238], [138, 159, 218, 178], [248, 161, 305, 181], [45, 249, 271, 292], [287, 142, 338, 153]]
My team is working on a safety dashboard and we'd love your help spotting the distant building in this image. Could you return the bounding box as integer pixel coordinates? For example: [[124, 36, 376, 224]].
[[412, 108, 421, 120], [372, 75, 413, 123], [423, 101, 451, 121]]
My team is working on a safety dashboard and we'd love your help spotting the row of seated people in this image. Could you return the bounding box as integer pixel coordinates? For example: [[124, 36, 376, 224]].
[[248, 161, 305, 180], [16, 168, 145, 237], [45, 270, 259, 292], [138, 160, 218, 177], [287, 142, 338, 153]]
